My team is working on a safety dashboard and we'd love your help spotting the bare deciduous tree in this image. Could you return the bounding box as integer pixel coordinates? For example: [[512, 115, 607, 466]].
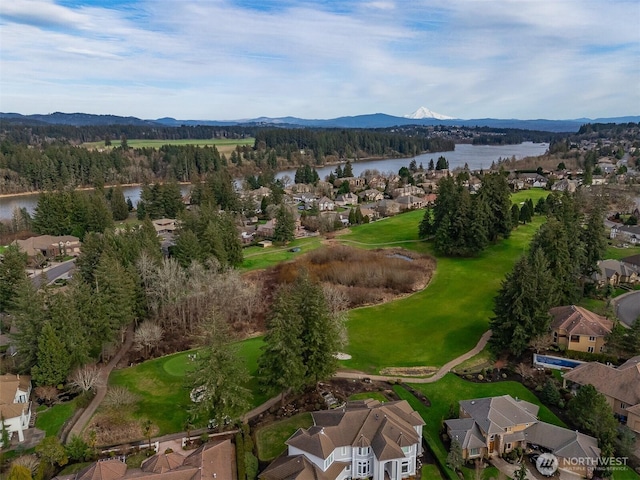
[[515, 362, 533, 381], [134, 321, 164, 357], [529, 333, 554, 353], [69, 365, 103, 393], [34, 386, 58, 405]]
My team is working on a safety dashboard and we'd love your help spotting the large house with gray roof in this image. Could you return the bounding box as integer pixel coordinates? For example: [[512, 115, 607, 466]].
[[445, 395, 600, 478], [260, 399, 424, 480]]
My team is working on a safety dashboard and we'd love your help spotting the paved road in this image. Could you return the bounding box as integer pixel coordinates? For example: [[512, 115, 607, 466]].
[[31, 259, 76, 288], [613, 291, 640, 327]]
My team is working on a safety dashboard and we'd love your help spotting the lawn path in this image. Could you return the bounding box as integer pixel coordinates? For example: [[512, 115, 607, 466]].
[[334, 330, 491, 384], [64, 324, 135, 442]]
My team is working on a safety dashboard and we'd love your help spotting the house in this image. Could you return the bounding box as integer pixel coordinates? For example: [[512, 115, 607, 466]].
[[610, 224, 640, 245], [66, 440, 236, 480], [0, 374, 32, 445], [334, 192, 359, 207], [260, 399, 424, 480], [445, 395, 600, 478], [152, 218, 178, 234], [317, 197, 336, 212], [358, 189, 384, 202], [396, 195, 424, 211], [333, 177, 365, 190], [593, 259, 640, 286], [256, 219, 276, 238], [391, 185, 424, 199], [551, 179, 578, 193], [563, 356, 640, 434], [549, 305, 613, 353], [367, 176, 387, 191], [15, 235, 81, 266], [423, 193, 437, 205], [376, 199, 400, 217]]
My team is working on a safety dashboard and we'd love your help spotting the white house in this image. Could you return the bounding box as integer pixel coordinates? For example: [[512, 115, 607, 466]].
[[260, 399, 424, 480], [0, 374, 32, 445]]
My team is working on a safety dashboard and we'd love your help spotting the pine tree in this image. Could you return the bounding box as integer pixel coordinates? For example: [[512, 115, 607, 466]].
[[273, 204, 295, 244], [0, 244, 28, 312], [511, 203, 520, 227], [581, 204, 607, 276], [173, 229, 202, 268], [32, 322, 71, 387], [258, 285, 306, 403], [188, 312, 251, 426], [110, 186, 130, 221]]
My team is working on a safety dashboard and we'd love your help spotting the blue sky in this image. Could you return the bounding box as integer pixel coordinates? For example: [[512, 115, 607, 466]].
[[1, 0, 639, 120]]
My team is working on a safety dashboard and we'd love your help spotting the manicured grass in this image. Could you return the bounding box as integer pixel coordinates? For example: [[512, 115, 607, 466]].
[[241, 237, 323, 271], [109, 337, 267, 435], [255, 412, 314, 461], [338, 210, 427, 248], [452, 349, 495, 374], [421, 464, 446, 479], [394, 375, 565, 480], [35, 399, 77, 437], [511, 188, 549, 206], [342, 216, 544, 372], [348, 392, 388, 403], [613, 466, 640, 480], [606, 244, 640, 260]]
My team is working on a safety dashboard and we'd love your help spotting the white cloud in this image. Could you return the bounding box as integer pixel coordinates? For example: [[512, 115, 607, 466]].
[[0, 0, 638, 119]]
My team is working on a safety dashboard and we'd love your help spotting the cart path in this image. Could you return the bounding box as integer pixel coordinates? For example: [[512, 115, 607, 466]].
[[334, 330, 492, 384]]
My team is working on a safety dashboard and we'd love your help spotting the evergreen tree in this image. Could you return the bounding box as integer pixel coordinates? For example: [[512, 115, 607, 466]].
[[109, 186, 130, 221], [273, 204, 295, 244], [418, 208, 435, 238], [188, 312, 251, 426], [540, 378, 561, 406], [348, 208, 356, 225], [32, 322, 71, 386], [446, 439, 463, 471], [343, 161, 354, 177], [477, 172, 512, 241], [520, 201, 532, 224], [568, 385, 618, 454], [173, 229, 203, 268], [0, 244, 28, 312], [581, 204, 607, 276], [258, 285, 306, 403], [511, 203, 520, 226], [9, 278, 46, 371]]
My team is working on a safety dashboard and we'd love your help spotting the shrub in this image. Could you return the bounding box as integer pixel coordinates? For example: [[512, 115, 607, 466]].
[[103, 386, 139, 408]]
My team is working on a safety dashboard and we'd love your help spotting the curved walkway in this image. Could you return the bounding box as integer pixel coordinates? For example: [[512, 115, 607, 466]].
[[64, 325, 135, 442], [334, 330, 492, 384]]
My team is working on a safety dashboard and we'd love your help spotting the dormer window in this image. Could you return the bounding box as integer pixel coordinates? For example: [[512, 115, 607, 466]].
[[323, 452, 334, 470], [357, 446, 370, 456]]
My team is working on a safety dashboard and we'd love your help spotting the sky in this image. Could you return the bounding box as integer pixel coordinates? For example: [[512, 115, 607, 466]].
[[1, 0, 639, 120]]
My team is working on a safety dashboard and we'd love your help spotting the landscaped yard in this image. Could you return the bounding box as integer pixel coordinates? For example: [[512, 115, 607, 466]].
[[106, 337, 267, 436], [341, 216, 545, 372], [348, 391, 388, 403], [255, 412, 313, 462], [241, 236, 323, 271], [606, 243, 640, 260], [394, 374, 566, 480], [35, 399, 78, 437]]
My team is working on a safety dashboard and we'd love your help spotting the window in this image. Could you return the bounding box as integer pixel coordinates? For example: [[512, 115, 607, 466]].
[[323, 452, 334, 470], [621, 402, 628, 409], [587, 346, 594, 353], [469, 448, 480, 457], [401, 461, 410, 474], [402, 446, 412, 454], [570, 335, 580, 342], [506, 443, 512, 451], [342, 446, 348, 456], [356, 460, 370, 476], [357, 447, 370, 456], [589, 336, 596, 342]]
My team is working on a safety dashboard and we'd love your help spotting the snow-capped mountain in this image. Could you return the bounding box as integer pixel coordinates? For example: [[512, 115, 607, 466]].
[[404, 106, 455, 120]]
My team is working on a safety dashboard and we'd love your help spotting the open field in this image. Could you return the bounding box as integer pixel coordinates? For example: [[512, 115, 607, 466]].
[[341, 216, 544, 373], [241, 236, 323, 271], [511, 188, 549, 206], [106, 337, 266, 436], [82, 138, 255, 155], [606, 244, 640, 260]]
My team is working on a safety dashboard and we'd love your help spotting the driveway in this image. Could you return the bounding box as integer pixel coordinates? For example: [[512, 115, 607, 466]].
[[30, 258, 76, 288], [613, 291, 640, 327]]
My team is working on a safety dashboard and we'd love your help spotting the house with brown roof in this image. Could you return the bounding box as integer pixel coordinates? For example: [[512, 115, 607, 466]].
[[593, 259, 640, 286], [14, 235, 81, 266], [65, 440, 235, 480], [0, 374, 32, 445], [549, 305, 613, 353], [260, 399, 424, 480], [563, 356, 640, 434], [445, 395, 600, 478]]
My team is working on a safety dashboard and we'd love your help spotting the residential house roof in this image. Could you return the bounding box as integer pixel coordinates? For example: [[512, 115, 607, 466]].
[[460, 395, 539, 435], [594, 259, 640, 284], [523, 422, 600, 460], [260, 455, 348, 480], [444, 418, 486, 450], [15, 235, 80, 257], [0, 374, 31, 419], [563, 356, 640, 406], [141, 453, 185, 474], [76, 460, 128, 480], [549, 305, 613, 338]]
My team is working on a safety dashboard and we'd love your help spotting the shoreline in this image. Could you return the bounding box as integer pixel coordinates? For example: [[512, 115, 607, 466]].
[[0, 181, 193, 200]]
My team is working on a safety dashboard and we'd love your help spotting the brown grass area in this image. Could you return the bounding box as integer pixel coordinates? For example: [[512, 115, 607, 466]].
[[84, 408, 158, 447], [261, 245, 435, 309]]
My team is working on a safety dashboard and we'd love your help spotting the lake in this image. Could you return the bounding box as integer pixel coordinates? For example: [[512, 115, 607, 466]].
[[0, 142, 547, 220]]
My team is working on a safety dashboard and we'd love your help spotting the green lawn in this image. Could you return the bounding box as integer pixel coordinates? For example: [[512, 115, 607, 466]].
[[241, 237, 323, 271], [338, 210, 427, 248], [511, 188, 549, 206], [613, 466, 640, 480], [255, 412, 314, 462], [348, 392, 388, 403], [109, 337, 267, 435], [342, 216, 544, 373], [82, 138, 255, 150], [393, 374, 566, 480], [35, 399, 78, 437], [606, 244, 640, 260]]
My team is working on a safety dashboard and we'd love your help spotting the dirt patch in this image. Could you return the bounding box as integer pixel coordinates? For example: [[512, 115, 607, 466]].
[[380, 366, 438, 377]]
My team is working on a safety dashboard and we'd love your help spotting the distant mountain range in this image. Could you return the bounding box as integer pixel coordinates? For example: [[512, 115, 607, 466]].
[[1, 110, 638, 133]]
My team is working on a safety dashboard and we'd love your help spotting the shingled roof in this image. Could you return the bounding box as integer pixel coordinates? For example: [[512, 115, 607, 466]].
[[459, 395, 539, 435], [549, 305, 613, 337], [563, 356, 640, 406], [0, 374, 31, 420]]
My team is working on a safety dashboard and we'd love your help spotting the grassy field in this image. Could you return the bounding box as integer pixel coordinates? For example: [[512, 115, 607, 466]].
[[108, 337, 266, 435], [255, 412, 313, 461], [341, 216, 544, 372], [394, 375, 566, 480], [35, 399, 78, 437], [241, 236, 323, 271], [82, 138, 255, 155], [606, 244, 640, 260], [511, 188, 549, 206]]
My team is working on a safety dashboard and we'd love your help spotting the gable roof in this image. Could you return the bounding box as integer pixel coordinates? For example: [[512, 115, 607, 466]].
[[76, 460, 128, 480], [563, 357, 640, 406], [523, 422, 600, 461], [0, 374, 31, 419], [445, 418, 486, 450], [141, 453, 185, 474], [460, 395, 539, 434], [549, 305, 613, 337], [260, 454, 348, 480]]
